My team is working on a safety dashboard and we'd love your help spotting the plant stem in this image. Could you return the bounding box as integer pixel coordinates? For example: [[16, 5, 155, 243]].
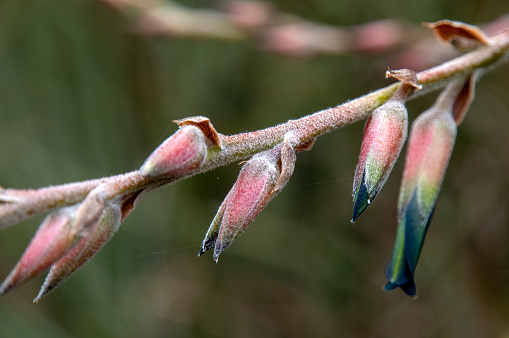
[[1, 29, 508, 229]]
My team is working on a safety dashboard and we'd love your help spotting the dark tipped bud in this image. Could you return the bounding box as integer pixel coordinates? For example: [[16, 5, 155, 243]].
[[352, 92, 408, 222], [200, 134, 297, 261]]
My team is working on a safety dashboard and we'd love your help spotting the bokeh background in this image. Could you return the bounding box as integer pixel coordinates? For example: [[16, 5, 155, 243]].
[[1, 1, 508, 337]]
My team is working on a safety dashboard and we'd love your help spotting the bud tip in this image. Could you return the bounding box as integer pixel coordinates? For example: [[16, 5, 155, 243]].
[[352, 171, 372, 222]]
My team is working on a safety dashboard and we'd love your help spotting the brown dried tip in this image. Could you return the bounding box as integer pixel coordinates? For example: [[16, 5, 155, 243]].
[[295, 138, 316, 152], [173, 116, 222, 149], [423, 20, 490, 52], [385, 68, 422, 90]]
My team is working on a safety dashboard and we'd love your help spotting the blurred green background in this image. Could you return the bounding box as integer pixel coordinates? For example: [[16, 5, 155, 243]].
[[1, 1, 508, 337]]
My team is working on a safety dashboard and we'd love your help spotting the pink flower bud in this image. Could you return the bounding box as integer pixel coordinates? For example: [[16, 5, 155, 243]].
[[0, 206, 78, 295], [213, 156, 279, 261], [398, 110, 456, 216], [385, 108, 456, 297], [34, 202, 121, 302], [384, 77, 471, 296], [352, 96, 408, 222], [140, 125, 207, 178], [199, 137, 296, 261]]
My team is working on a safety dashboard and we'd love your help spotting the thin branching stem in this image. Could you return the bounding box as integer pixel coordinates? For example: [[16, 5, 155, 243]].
[[1, 29, 508, 229]]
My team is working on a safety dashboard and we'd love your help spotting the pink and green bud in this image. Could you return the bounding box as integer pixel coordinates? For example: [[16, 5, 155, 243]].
[[140, 125, 207, 178], [199, 136, 296, 261], [352, 90, 409, 222], [385, 108, 456, 297], [34, 200, 121, 302], [384, 76, 475, 296], [397, 110, 456, 216], [0, 206, 78, 295]]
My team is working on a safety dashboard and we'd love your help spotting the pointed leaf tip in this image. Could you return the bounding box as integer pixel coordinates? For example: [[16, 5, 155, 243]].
[[384, 279, 417, 297], [198, 234, 218, 257], [384, 259, 417, 297], [198, 190, 230, 257], [213, 250, 220, 263], [384, 194, 433, 299], [384, 213, 419, 298], [351, 171, 371, 222]]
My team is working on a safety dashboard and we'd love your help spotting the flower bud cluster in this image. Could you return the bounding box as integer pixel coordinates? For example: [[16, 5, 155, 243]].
[[0, 184, 123, 302], [0, 116, 221, 300]]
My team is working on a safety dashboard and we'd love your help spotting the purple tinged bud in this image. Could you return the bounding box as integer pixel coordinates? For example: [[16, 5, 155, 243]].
[[140, 125, 207, 178]]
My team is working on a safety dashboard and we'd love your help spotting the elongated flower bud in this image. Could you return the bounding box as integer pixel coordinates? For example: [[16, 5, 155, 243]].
[[213, 156, 279, 261], [385, 107, 456, 297], [0, 183, 126, 300], [384, 76, 475, 296], [199, 135, 297, 261], [140, 125, 207, 178], [34, 201, 121, 302], [352, 88, 409, 222], [0, 206, 78, 295]]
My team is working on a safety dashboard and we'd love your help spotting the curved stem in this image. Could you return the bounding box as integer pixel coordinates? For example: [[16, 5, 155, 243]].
[[1, 29, 508, 229]]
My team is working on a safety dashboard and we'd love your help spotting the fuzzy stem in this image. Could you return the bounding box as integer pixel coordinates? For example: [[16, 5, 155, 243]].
[[1, 29, 508, 229]]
